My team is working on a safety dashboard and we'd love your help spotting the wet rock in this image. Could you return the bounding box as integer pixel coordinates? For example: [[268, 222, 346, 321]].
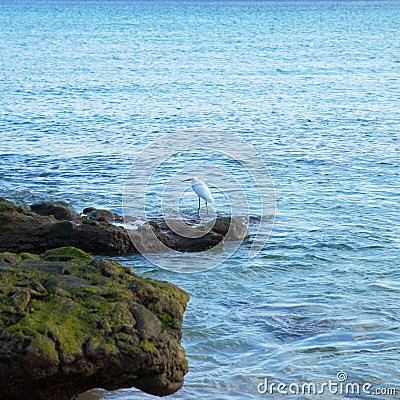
[[130, 225, 167, 253], [0, 207, 56, 253], [0, 198, 249, 255], [160, 230, 224, 253], [49, 220, 75, 239], [71, 221, 136, 254], [86, 209, 114, 222], [132, 217, 248, 253], [128, 222, 224, 253], [83, 208, 124, 223], [0, 247, 189, 400], [212, 216, 250, 241], [82, 207, 96, 215], [30, 201, 78, 221], [0, 199, 137, 255]]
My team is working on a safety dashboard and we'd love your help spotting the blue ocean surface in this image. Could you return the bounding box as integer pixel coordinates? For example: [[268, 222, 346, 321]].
[[1, 0, 399, 399]]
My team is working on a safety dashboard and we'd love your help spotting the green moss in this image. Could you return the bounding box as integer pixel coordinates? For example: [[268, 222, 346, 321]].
[[0, 198, 24, 213], [12, 290, 31, 311], [32, 333, 59, 362], [146, 303, 174, 329], [84, 295, 108, 310], [0, 247, 189, 378], [158, 312, 177, 329], [97, 338, 119, 355], [131, 345, 142, 356], [145, 279, 190, 305], [131, 340, 160, 357], [42, 247, 93, 263], [19, 253, 41, 261], [67, 286, 100, 297], [138, 279, 189, 331], [140, 340, 160, 356], [0, 252, 21, 267], [4, 297, 101, 359], [109, 303, 132, 325]]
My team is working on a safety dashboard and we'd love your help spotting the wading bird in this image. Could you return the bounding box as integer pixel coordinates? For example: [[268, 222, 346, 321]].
[[184, 177, 214, 214]]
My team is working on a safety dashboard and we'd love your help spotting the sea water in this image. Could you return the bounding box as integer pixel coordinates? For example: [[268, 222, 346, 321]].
[[1, 0, 399, 399]]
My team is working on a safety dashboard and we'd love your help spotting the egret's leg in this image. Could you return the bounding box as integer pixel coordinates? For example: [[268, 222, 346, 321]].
[[198, 197, 201, 215], [206, 201, 208, 215]]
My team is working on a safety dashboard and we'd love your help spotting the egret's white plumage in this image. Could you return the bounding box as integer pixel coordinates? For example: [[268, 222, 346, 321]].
[[184, 176, 214, 214], [190, 177, 214, 204]]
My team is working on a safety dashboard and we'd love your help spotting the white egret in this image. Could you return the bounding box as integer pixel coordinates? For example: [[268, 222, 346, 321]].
[[184, 177, 214, 214]]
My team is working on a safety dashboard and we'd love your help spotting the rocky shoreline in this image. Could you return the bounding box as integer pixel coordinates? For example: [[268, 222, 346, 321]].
[[0, 196, 250, 398], [0, 197, 249, 255], [0, 198, 135, 255], [0, 246, 189, 399]]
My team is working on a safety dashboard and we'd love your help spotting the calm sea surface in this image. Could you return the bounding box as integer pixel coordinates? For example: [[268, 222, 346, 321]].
[[1, 0, 399, 398]]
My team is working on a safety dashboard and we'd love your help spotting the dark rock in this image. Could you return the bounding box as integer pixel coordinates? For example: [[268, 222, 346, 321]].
[[84, 208, 124, 223], [0, 199, 137, 255], [82, 207, 96, 215], [0, 208, 56, 253], [45, 275, 89, 292], [0, 198, 249, 255], [82, 218, 100, 226], [30, 201, 78, 221], [86, 209, 114, 222], [159, 230, 224, 253], [129, 225, 167, 253], [49, 220, 75, 239], [212, 216, 250, 241], [95, 259, 121, 277], [131, 217, 247, 253], [0, 247, 189, 400], [71, 221, 136, 254], [128, 223, 224, 253]]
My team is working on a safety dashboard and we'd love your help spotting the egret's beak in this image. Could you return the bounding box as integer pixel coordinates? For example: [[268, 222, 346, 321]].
[[183, 179, 192, 182]]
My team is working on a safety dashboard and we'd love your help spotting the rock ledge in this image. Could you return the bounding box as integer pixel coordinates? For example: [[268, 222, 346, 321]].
[[0, 198, 249, 255], [0, 247, 189, 400]]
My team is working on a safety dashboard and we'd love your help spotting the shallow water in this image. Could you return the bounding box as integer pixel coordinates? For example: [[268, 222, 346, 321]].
[[1, 0, 399, 398]]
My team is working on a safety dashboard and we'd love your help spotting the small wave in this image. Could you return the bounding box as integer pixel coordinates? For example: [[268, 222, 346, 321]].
[[368, 280, 400, 292], [313, 242, 356, 251]]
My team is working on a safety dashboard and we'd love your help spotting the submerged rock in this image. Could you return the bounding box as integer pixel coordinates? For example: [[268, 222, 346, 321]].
[[0, 247, 189, 400]]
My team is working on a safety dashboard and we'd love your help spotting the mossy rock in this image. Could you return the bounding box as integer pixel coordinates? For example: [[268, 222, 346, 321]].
[[0, 197, 25, 213], [42, 246, 93, 263], [0, 247, 189, 400], [0, 252, 21, 267]]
